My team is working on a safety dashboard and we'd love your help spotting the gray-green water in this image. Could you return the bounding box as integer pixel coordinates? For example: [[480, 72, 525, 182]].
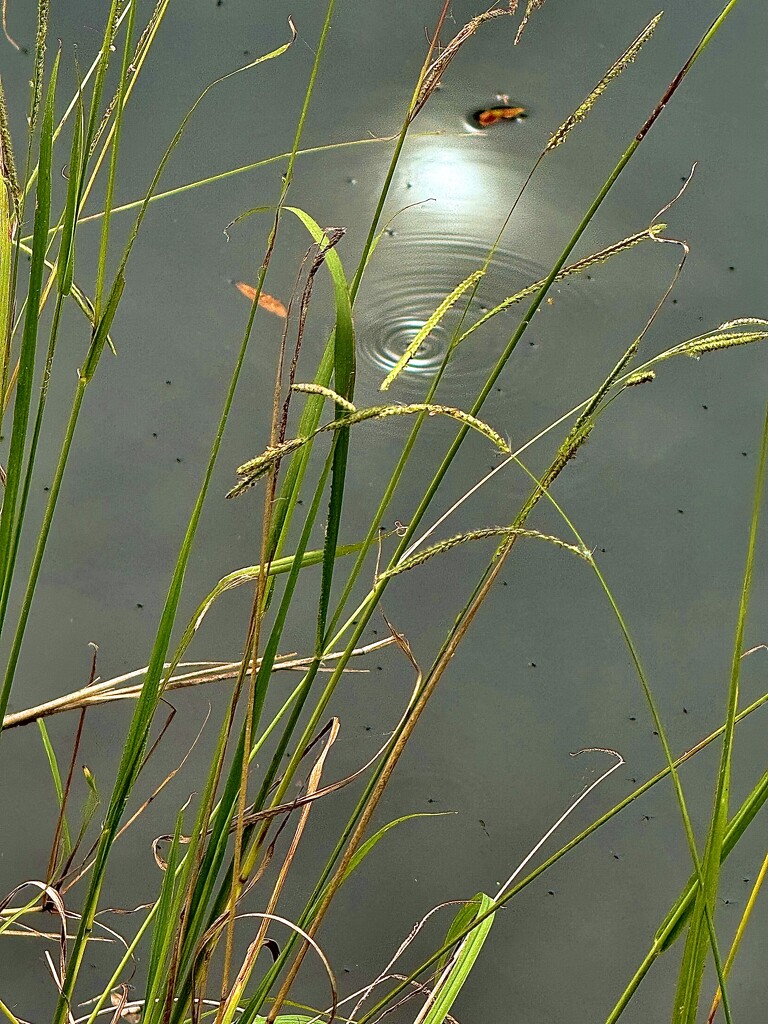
[[1, 1, 767, 1020]]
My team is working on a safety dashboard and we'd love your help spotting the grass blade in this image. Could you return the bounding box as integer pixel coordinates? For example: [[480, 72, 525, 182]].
[[0, 47, 58, 666], [37, 720, 73, 863], [417, 893, 494, 1024], [671, 399, 768, 1023]]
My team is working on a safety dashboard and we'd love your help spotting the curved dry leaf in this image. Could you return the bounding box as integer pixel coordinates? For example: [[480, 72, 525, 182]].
[[235, 281, 288, 318]]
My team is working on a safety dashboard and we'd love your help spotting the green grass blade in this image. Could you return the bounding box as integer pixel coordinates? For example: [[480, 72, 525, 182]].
[[341, 813, 447, 886], [224, 203, 357, 645], [81, 1, 122, 153], [169, 206, 355, 952], [419, 893, 495, 1024], [604, 769, 768, 1023], [80, 272, 124, 382], [93, 0, 136, 317], [672, 399, 768, 1023], [71, 764, 100, 850], [172, 458, 335, 983], [49, 32, 298, 1024], [708, 846, 768, 1022], [0, 77, 20, 394], [36, 720, 72, 862], [57, 82, 84, 297], [163, 542, 362, 683], [0, 48, 57, 666], [143, 807, 185, 1022]]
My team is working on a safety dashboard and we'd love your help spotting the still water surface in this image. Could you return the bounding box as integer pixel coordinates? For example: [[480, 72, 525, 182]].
[[1, 1, 767, 1020]]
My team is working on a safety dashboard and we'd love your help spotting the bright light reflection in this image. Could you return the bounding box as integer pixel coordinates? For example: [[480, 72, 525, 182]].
[[407, 140, 490, 207]]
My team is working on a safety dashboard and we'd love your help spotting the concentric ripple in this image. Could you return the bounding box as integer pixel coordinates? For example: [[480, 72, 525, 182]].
[[355, 233, 596, 401]]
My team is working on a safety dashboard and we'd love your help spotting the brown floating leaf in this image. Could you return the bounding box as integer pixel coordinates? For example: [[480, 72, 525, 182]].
[[473, 105, 527, 128], [235, 281, 288, 318]]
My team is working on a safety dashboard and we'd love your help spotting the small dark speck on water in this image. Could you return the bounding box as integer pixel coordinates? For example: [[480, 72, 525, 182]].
[[176, 457, 183, 463], [528, 661, 536, 668], [677, 509, 685, 514], [683, 706, 688, 714], [652, 730, 659, 736], [216, 0, 223, 7], [502, 581, 508, 586], [613, 853, 620, 860], [628, 777, 637, 784], [728, 265, 735, 271], [547, 890, 555, 896], [136, 603, 143, 609], [702, 404, 708, 410], [376, 665, 382, 671], [672, 299, 678, 304], [165, 380, 172, 385], [742, 451, 748, 457], [628, 716, 636, 721], [43, 486, 49, 492], [152, 432, 158, 438], [243, 50, 250, 56]]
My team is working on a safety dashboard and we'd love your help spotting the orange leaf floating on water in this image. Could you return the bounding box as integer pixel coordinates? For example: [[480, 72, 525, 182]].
[[235, 281, 288, 318], [473, 105, 527, 128]]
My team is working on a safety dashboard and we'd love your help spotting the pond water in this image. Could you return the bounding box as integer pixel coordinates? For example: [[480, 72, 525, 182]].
[[1, 1, 767, 1021]]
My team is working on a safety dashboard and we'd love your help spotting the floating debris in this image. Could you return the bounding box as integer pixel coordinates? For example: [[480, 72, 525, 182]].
[[235, 281, 288, 318], [472, 104, 527, 128]]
